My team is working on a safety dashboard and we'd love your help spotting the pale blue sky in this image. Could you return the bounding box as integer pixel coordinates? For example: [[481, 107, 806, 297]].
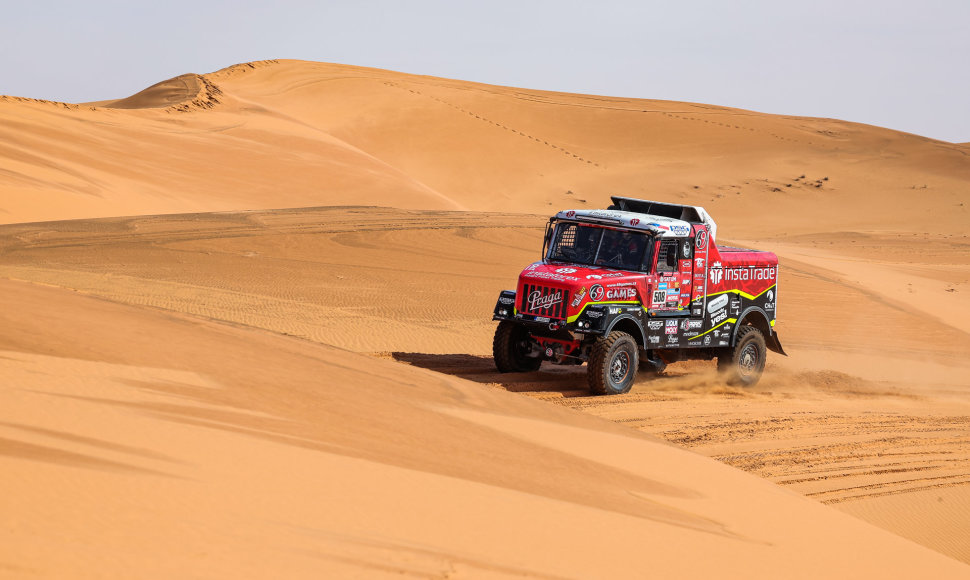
[[3, 1, 968, 142]]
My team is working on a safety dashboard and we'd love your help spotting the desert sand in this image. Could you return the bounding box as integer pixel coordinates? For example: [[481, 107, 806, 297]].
[[1, 60, 969, 577]]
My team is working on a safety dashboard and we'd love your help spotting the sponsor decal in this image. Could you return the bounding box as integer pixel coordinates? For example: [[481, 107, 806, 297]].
[[665, 325, 678, 335], [630, 218, 640, 226], [704, 335, 712, 345], [648, 335, 661, 345], [682, 278, 691, 285], [665, 319, 678, 327], [695, 229, 708, 249], [648, 222, 670, 231], [586, 274, 602, 280], [667, 335, 679, 344], [680, 260, 692, 270], [565, 211, 575, 218], [605, 287, 637, 300], [707, 294, 729, 314], [695, 257, 705, 269], [712, 310, 728, 325], [601, 272, 625, 278], [607, 281, 636, 287], [525, 263, 539, 271], [556, 267, 577, 274], [608, 307, 621, 315], [709, 262, 723, 285], [524, 271, 579, 282], [589, 210, 625, 220], [713, 330, 720, 338], [647, 320, 663, 330], [731, 300, 740, 314], [688, 320, 702, 329], [570, 286, 587, 308], [692, 307, 702, 316], [711, 265, 778, 284], [686, 332, 701, 340], [671, 224, 691, 236], [652, 290, 667, 305], [587, 310, 604, 318], [499, 296, 514, 305], [536, 316, 550, 322], [719, 339, 729, 346], [764, 289, 775, 311], [528, 289, 563, 311], [681, 319, 691, 331], [658, 283, 668, 290], [589, 284, 605, 301]]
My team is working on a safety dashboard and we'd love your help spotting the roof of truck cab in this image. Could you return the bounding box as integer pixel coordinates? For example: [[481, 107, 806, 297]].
[[555, 209, 694, 238]]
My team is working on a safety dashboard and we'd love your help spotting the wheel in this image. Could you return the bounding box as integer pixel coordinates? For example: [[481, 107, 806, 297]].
[[588, 331, 639, 395], [493, 321, 541, 373], [718, 326, 766, 386]]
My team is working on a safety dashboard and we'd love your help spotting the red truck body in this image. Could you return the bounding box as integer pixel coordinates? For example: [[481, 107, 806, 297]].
[[492, 197, 784, 393]]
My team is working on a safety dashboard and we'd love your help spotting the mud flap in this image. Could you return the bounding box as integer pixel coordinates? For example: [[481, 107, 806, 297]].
[[766, 330, 787, 356]]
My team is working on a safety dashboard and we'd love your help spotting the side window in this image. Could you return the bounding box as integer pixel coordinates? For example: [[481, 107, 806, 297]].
[[656, 240, 679, 273]]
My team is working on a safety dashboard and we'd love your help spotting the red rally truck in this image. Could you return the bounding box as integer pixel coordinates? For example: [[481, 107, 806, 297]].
[[492, 197, 786, 395]]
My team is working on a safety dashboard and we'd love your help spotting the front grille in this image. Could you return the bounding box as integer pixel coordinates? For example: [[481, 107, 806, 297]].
[[519, 284, 570, 319]]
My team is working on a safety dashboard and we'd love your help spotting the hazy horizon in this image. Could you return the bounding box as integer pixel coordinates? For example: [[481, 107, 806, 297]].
[[3, 1, 968, 142]]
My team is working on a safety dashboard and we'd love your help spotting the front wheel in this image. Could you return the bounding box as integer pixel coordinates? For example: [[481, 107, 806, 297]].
[[718, 326, 766, 386], [493, 321, 542, 373], [588, 331, 639, 395]]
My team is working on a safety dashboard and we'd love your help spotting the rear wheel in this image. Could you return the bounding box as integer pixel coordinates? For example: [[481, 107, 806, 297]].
[[588, 331, 639, 395], [493, 321, 541, 373], [718, 326, 766, 386]]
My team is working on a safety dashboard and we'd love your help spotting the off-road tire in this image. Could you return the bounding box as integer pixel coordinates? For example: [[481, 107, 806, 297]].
[[718, 326, 766, 386], [588, 331, 639, 395], [493, 321, 541, 373]]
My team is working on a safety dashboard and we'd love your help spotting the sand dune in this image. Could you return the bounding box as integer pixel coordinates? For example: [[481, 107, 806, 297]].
[[1, 60, 969, 576], [2, 60, 968, 232]]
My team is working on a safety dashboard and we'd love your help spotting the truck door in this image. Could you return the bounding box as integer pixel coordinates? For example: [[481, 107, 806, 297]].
[[690, 226, 710, 316], [652, 239, 682, 311], [678, 238, 694, 310]]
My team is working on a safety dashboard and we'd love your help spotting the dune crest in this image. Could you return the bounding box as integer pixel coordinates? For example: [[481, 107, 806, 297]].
[[103, 73, 203, 109]]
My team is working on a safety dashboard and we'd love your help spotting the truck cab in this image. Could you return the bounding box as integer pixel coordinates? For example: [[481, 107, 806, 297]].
[[492, 196, 785, 394]]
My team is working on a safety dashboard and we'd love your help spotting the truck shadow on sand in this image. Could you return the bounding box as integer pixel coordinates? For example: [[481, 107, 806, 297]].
[[389, 352, 590, 397], [387, 352, 731, 399]]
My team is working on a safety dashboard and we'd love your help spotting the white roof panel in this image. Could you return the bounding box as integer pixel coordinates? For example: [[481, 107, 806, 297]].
[[555, 209, 694, 238]]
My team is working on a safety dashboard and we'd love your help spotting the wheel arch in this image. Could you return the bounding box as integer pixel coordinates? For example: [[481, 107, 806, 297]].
[[605, 315, 646, 348], [734, 307, 785, 355]]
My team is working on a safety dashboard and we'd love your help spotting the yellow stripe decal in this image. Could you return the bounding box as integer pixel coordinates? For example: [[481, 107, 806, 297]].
[[566, 300, 642, 323], [701, 284, 776, 302], [691, 318, 737, 340]]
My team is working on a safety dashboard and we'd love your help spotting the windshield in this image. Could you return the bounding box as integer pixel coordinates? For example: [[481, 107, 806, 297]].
[[547, 222, 651, 271]]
